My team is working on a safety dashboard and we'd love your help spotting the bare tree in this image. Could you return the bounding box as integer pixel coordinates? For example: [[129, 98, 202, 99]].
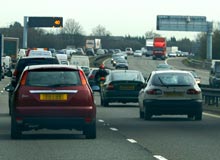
[[91, 25, 111, 36], [145, 30, 160, 39], [62, 19, 84, 35]]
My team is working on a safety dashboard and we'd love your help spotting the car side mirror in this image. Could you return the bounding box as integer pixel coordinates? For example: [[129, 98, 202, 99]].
[[5, 84, 15, 92], [6, 70, 12, 77]]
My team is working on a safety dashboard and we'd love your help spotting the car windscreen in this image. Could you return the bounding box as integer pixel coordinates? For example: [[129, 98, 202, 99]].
[[26, 70, 81, 87], [111, 72, 143, 81], [152, 73, 195, 86]]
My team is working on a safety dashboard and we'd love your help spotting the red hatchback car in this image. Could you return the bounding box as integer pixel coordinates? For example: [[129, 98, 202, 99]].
[[7, 65, 96, 139]]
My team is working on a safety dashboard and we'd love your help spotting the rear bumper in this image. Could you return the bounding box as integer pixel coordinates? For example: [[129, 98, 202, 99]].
[[143, 99, 202, 114], [104, 91, 139, 103], [17, 117, 96, 130]]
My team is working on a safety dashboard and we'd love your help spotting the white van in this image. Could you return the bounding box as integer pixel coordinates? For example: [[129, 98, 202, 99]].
[[70, 55, 90, 68], [55, 53, 69, 65]]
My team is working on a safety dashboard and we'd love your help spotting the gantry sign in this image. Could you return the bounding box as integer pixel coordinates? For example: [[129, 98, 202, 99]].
[[156, 15, 213, 60], [23, 16, 63, 48]]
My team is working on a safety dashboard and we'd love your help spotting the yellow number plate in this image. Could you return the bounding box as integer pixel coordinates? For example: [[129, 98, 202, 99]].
[[40, 94, 67, 100]]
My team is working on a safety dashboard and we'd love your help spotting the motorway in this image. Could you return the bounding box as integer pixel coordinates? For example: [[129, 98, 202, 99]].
[[0, 56, 220, 160]]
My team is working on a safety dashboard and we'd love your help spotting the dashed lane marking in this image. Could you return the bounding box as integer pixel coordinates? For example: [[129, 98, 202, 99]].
[[126, 139, 137, 143], [154, 155, 168, 160], [203, 112, 220, 118], [110, 127, 118, 131]]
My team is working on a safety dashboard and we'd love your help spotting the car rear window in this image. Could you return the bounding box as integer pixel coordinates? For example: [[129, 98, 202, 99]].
[[26, 70, 81, 86], [112, 72, 142, 81], [152, 73, 194, 86]]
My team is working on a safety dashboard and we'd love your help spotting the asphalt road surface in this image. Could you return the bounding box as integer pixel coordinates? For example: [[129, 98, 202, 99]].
[[0, 56, 220, 160]]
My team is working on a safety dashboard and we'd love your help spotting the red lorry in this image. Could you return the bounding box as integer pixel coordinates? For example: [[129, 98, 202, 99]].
[[152, 37, 167, 60]]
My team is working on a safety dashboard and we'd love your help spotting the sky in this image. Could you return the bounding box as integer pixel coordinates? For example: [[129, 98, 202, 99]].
[[0, 0, 219, 40]]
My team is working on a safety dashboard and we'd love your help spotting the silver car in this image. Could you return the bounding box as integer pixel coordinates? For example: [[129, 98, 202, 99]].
[[138, 70, 202, 120]]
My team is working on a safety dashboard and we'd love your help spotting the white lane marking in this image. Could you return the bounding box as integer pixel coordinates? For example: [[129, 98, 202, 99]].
[[154, 155, 168, 160], [127, 139, 137, 143], [98, 119, 104, 123], [203, 112, 220, 118], [110, 127, 118, 131]]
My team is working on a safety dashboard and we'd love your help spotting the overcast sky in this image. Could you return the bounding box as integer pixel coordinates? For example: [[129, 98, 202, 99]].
[[1, 0, 219, 40]]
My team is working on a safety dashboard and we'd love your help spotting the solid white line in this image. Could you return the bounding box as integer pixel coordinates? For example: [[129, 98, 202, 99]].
[[154, 155, 168, 160], [98, 119, 104, 123], [110, 127, 118, 131], [203, 112, 220, 118], [127, 139, 137, 143]]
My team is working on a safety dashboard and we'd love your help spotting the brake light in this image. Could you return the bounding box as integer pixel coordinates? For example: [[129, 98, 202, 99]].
[[187, 89, 201, 95], [20, 71, 28, 85], [79, 70, 87, 85], [146, 89, 162, 95]]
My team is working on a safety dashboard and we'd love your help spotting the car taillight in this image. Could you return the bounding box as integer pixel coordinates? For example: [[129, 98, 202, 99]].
[[187, 89, 201, 95], [146, 89, 162, 95], [79, 70, 87, 85], [20, 71, 28, 85], [107, 83, 114, 90]]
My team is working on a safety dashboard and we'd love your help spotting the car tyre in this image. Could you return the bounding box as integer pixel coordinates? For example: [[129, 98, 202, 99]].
[[195, 112, 202, 121], [187, 114, 194, 119], [139, 110, 144, 119], [11, 115, 22, 139], [103, 99, 109, 107], [84, 121, 96, 139], [144, 107, 152, 120]]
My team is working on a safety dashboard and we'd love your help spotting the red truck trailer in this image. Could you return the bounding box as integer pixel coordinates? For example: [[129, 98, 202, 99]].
[[152, 37, 167, 60]]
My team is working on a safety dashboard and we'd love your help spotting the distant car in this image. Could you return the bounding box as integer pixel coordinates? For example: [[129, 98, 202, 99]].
[[115, 58, 128, 70], [133, 50, 143, 57], [6, 64, 96, 139], [85, 48, 95, 56], [7, 56, 60, 115], [96, 49, 105, 55], [156, 63, 173, 70], [114, 49, 122, 53], [28, 50, 52, 57], [100, 70, 146, 107], [112, 56, 126, 67], [125, 48, 133, 55], [76, 48, 85, 55], [168, 52, 177, 57], [80, 66, 90, 76], [138, 70, 202, 120], [189, 70, 201, 85]]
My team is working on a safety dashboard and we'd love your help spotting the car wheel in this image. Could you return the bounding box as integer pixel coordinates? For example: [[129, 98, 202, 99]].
[[11, 115, 22, 139], [139, 110, 144, 119], [100, 96, 104, 106], [83, 121, 96, 139], [103, 100, 109, 107], [187, 114, 194, 119], [195, 112, 202, 121], [144, 107, 152, 120]]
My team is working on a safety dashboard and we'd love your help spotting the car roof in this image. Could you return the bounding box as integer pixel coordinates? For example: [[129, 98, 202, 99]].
[[152, 70, 191, 74], [25, 64, 81, 71], [19, 56, 57, 60]]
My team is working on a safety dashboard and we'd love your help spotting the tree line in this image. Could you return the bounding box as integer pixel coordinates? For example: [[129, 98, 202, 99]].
[[0, 19, 220, 59]]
